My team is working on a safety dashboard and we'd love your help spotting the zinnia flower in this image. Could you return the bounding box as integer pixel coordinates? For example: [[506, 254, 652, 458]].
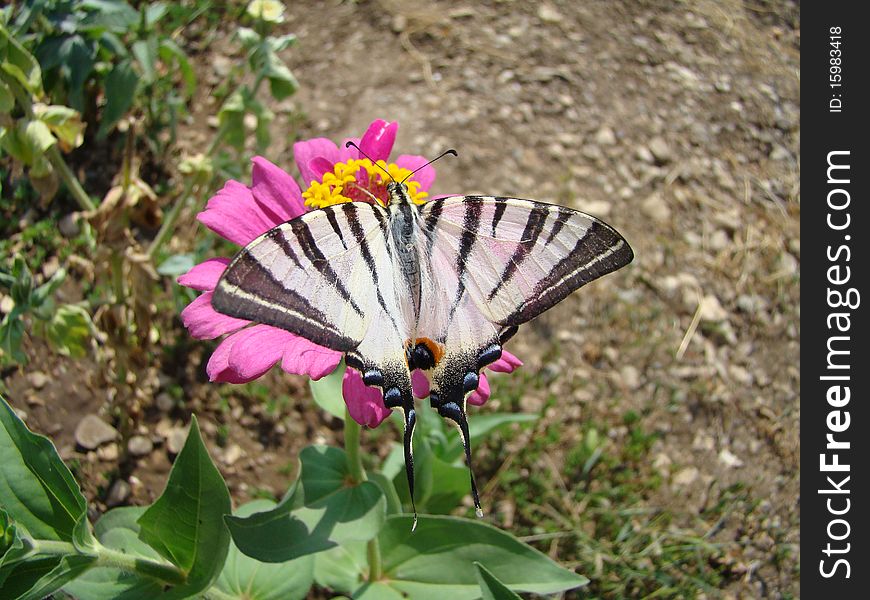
[[179, 119, 522, 427]]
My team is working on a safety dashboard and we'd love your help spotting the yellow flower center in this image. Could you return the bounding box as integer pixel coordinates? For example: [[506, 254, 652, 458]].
[[302, 159, 428, 208]]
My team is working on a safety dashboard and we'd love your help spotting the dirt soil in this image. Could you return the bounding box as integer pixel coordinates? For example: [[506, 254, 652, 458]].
[[3, 1, 800, 598]]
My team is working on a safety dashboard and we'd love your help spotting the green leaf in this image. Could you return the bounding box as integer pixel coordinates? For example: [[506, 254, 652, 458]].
[[308, 361, 345, 420], [353, 581, 407, 600], [156, 253, 195, 277], [9, 258, 32, 312], [312, 541, 366, 594], [442, 413, 538, 463], [45, 304, 93, 358], [33, 105, 85, 151], [210, 500, 314, 600], [57, 35, 95, 112], [376, 515, 588, 599], [474, 562, 522, 600], [0, 316, 27, 364], [97, 60, 137, 138], [131, 39, 156, 85], [264, 55, 298, 101], [24, 119, 56, 155], [31, 267, 67, 308], [267, 33, 297, 53], [79, 0, 139, 31], [235, 27, 261, 50], [144, 2, 169, 26], [0, 77, 13, 112], [367, 471, 402, 517], [0, 395, 90, 543], [62, 507, 168, 600], [0, 23, 43, 94], [226, 446, 385, 563], [158, 38, 195, 97], [137, 416, 232, 599], [1, 554, 96, 600]]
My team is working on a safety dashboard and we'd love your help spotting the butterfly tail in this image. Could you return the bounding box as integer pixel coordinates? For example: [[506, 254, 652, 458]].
[[402, 405, 419, 531], [437, 400, 483, 518]]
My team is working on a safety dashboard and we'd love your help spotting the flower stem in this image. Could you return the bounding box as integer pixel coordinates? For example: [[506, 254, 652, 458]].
[[344, 406, 365, 485], [343, 407, 383, 582]]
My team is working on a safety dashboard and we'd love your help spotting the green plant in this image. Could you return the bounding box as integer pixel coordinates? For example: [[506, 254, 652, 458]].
[[0, 379, 587, 599]]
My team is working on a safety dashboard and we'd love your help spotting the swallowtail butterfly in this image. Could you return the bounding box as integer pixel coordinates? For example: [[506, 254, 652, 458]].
[[212, 147, 633, 525]]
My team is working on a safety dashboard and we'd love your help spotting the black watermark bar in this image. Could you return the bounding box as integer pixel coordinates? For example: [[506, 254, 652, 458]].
[[803, 4, 869, 596]]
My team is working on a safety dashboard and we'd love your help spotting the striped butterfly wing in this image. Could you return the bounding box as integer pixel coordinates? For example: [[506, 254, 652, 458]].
[[415, 195, 633, 511], [212, 202, 416, 404]]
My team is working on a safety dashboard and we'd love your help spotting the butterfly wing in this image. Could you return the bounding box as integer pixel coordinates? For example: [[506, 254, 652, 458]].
[[415, 195, 633, 511], [212, 202, 415, 406]]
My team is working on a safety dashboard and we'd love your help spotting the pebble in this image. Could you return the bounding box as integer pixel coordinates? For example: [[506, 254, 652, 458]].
[[155, 392, 175, 412], [619, 365, 642, 390], [75, 415, 119, 450], [27, 371, 49, 389], [97, 443, 119, 462], [128, 435, 154, 457], [673, 466, 699, 486], [698, 294, 728, 322], [595, 126, 616, 146], [537, 3, 564, 24], [58, 213, 80, 238], [648, 136, 672, 164], [167, 427, 188, 454], [718, 449, 744, 468], [641, 193, 672, 224], [106, 479, 131, 507], [222, 443, 243, 466]]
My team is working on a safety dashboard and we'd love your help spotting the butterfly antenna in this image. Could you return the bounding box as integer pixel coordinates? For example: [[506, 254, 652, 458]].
[[400, 149, 458, 184], [345, 141, 395, 182], [402, 406, 419, 531]]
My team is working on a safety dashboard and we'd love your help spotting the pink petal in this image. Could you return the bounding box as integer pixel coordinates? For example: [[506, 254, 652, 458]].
[[280, 335, 342, 380], [342, 369, 392, 428], [225, 324, 296, 380], [181, 292, 249, 339], [207, 328, 258, 383], [359, 120, 397, 162], [308, 156, 335, 181], [177, 258, 230, 292], [467, 372, 490, 406], [294, 138, 341, 186], [487, 350, 523, 373], [198, 180, 277, 246], [395, 155, 436, 192], [338, 137, 361, 162], [251, 157, 306, 223], [411, 370, 430, 399]]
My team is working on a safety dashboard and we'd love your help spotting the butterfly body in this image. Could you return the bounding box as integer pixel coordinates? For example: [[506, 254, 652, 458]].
[[212, 181, 633, 523]]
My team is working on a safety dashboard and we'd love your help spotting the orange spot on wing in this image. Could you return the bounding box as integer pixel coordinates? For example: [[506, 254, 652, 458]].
[[415, 337, 445, 364]]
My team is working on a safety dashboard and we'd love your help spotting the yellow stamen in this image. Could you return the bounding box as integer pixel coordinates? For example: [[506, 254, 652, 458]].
[[302, 158, 429, 208]]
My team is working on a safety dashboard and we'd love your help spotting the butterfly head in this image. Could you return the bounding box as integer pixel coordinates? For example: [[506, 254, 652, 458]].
[[386, 181, 412, 206]]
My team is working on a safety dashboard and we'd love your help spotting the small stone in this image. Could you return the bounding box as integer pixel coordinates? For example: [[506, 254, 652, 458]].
[[391, 13, 407, 33], [106, 479, 131, 507], [653, 452, 672, 474], [769, 144, 790, 161], [155, 392, 175, 412], [75, 415, 119, 450], [636, 145, 655, 164], [42, 256, 60, 279], [718, 449, 744, 468], [648, 136, 672, 164], [581, 199, 612, 217], [97, 443, 119, 461], [673, 466, 699, 485], [222, 443, 243, 466], [0, 295, 13, 314], [641, 193, 672, 224], [127, 435, 154, 457], [595, 126, 616, 146], [537, 3, 563, 24], [27, 371, 49, 389], [698, 294, 728, 322], [619, 365, 642, 390], [167, 427, 188, 454], [58, 213, 80, 238], [212, 55, 232, 78]]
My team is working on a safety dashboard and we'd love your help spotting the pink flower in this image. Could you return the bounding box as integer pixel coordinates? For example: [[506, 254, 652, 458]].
[[179, 119, 522, 427]]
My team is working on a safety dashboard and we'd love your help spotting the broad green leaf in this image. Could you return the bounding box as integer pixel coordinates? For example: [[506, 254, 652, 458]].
[[234, 27, 261, 50], [0, 24, 43, 94], [377, 515, 587, 599], [0, 395, 91, 544], [45, 304, 93, 358], [474, 562, 522, 600], [210, 500, 314, 600], [63, 507, 168, 600], [33, 104, 85, 151], [79, 0, 139, 31], [311, 541, 366, 594], [267, 33, 297, 53], [353, 581, 406, 600], [308, 361, 345, 420], [57, 35, 95, 112], [217, 89, 246, 150], [31, 267, 68, 308], [367, 471, 402, 517], [131, 38, 157, 85], [144, 2, 169, 26], [0, 554, 95, 600], [97, 60, 137, 138], [226, 446, 385, 563], [137, 416, 232, 599], [23, 119, 56, 154], [264, 56, 298, 101]]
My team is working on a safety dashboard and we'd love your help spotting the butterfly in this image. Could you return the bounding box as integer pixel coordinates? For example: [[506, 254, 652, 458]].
[[212, 146, 633, 526]]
